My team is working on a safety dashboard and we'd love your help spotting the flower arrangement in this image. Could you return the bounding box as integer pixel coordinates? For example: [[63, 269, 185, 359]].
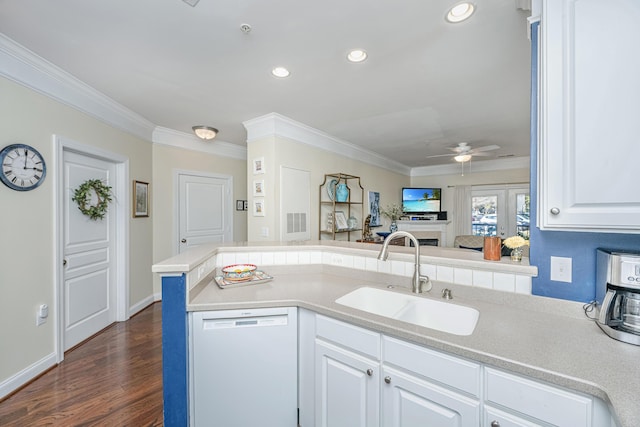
[[380, 203, 402, 221], [503, 235, 529, 249]]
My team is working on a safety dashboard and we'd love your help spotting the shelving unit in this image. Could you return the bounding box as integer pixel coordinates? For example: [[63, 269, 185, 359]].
[[319, 173, 364, 241]]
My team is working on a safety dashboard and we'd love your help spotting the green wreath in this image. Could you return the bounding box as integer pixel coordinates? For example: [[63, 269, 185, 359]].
[[72, 179, 113, 221]]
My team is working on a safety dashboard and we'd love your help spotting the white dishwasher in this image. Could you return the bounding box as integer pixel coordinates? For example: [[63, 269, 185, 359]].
[[190, 307, 298, 427]]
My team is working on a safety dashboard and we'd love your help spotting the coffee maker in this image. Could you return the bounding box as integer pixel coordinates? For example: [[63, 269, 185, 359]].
[[596, 248, 640, 345]]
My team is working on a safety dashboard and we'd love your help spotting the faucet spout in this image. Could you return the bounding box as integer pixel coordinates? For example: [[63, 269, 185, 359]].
[[377, 231, 432, 294]]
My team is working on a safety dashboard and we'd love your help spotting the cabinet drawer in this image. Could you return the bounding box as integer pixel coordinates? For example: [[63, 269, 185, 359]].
[[382, 335, 480, 397], [315, 314, 380, 359], [485, 368, 592, 426], [485, 405, 547, 427]]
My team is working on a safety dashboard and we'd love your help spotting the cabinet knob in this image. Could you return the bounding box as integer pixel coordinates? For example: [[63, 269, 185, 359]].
[[490, 421, 500, 427], [181, 238, 187, 243], [550, 207, 560, 215], [366, 369, 373, 377], [384, 376, 391, 384], [63, 259, 67, 266]]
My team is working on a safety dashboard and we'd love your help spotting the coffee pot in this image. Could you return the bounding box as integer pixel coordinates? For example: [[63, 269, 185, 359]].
[[596, 248, 640, 345]]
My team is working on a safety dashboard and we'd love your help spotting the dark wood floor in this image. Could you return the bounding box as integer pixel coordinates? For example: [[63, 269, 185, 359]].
[[0, 302, 163, 426]]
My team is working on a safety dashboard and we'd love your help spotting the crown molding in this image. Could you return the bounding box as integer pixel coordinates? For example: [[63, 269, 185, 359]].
[[243, 113, 412, 176], [152, 127, 247, 160], [411, 156, 531, 177], [0, 34, 155, 141]]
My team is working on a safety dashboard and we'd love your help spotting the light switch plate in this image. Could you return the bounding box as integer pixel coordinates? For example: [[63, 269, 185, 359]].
[[550, 256, 572, 283]]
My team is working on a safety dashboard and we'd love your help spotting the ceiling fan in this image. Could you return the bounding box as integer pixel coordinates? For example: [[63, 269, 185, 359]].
[[426, 142, 500, 163]]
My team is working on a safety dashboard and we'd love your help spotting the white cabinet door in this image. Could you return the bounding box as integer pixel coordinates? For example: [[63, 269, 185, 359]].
[[315, 339, 380, 427], [539, 0, 640, 232], [382, 366, 480, 427]]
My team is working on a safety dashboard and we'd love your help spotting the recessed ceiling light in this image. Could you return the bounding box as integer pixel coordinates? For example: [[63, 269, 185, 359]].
[[446, 2, 475, 23], [347, 49, 368, 63], [271, 67, 290, 78]]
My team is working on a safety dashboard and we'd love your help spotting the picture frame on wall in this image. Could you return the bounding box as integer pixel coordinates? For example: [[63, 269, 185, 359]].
[[253, 199, 265, 216], [253, 180, 265, 196], [133, 180, 149, 218], [252, 157, 265, 175]]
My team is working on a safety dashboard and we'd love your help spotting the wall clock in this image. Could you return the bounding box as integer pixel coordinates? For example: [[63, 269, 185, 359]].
[[0, 143, 47, 191]]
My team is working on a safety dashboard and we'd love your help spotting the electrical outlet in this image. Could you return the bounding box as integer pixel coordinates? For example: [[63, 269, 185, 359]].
[[550, 256, 572, 283], [261, 227, 269, 237]]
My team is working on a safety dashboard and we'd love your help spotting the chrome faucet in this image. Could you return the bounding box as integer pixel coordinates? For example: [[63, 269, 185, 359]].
[[377, 231, 432, 294]]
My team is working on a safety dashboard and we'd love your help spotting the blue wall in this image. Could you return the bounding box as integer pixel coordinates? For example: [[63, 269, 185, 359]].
[[528, 22, 640, 303]]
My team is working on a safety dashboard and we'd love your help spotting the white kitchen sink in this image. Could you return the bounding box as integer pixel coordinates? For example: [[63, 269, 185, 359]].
[[335, 287, 479, 336]]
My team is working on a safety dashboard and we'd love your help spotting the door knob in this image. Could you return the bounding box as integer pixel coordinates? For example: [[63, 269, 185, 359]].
[[490, 421, 500, 427], [384, 376, 391, 384], [366, 369, 373, 377], [550, 207, 560, 215], [181, 239, 187, 243]]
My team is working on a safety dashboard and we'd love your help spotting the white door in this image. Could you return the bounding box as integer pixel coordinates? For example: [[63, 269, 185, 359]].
[[63, 151, 116, 350], [471, 185, 530, 239], [178, 172, 232, 253]]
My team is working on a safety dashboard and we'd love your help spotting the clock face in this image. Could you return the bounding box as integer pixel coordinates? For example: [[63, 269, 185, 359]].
[[0, 144, 47, 191]]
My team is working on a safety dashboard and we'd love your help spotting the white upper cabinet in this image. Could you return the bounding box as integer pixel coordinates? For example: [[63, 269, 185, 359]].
[[538, 0, 640, 232]]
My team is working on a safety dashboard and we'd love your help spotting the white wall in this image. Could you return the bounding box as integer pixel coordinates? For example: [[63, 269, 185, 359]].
[[246, 135, 408, 241], [152, 144, 247, 295], [0, 76, 153, 390]]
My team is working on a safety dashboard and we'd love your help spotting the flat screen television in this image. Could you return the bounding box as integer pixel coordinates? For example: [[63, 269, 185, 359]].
[[402, 187, 441, 214]]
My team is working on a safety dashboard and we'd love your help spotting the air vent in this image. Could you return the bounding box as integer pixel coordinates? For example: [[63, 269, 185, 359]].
[[287, 213, 307, 234]]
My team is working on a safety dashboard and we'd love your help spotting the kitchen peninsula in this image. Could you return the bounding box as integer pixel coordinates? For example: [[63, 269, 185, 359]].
[[153, 241, 636, 427]]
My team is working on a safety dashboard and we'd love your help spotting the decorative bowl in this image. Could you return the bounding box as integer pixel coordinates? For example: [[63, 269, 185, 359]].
[[222, 264, 257, 281], [376, 232, 391, 238]]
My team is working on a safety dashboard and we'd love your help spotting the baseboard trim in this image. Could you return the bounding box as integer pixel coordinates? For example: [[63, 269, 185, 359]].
[[0, 352, 57, 401], [129, 294, 157, 317]]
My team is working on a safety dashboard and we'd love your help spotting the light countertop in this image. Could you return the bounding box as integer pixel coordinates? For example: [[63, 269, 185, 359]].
[[188, 265, 639, 427]]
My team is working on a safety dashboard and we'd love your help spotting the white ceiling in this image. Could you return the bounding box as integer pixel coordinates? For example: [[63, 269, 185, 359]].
[[0, 0, 532, 168]]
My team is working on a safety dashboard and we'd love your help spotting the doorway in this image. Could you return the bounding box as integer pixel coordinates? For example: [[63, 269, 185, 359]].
[[175, 171, 233, 254], [55, 136, 129, 360], [471, 184, 530, 239]]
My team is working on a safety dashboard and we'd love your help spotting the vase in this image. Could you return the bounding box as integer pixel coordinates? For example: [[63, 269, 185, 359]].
[[335, 183, 349, 202], [483, 236, 502, 261], [347, 216, 357, 229], [389, 220, 398, 233], [510, 247, 523, 262]]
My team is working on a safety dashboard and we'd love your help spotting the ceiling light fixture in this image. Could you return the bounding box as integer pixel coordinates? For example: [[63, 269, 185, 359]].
[[454, 154, 472, 162], [446, 2, 475, 23], [271, 67, 290, 78], [192, 126, 218, 140], [347, 49, 368, 63]]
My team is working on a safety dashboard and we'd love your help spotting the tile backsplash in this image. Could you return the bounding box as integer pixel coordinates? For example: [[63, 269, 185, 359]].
[[207, 249, 532, 295]]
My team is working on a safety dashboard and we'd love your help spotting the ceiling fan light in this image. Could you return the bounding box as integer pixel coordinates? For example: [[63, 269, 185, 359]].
[[454, 154, 472, 162], [192, 126, 218, 140], [446, 2, 475, 23]]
